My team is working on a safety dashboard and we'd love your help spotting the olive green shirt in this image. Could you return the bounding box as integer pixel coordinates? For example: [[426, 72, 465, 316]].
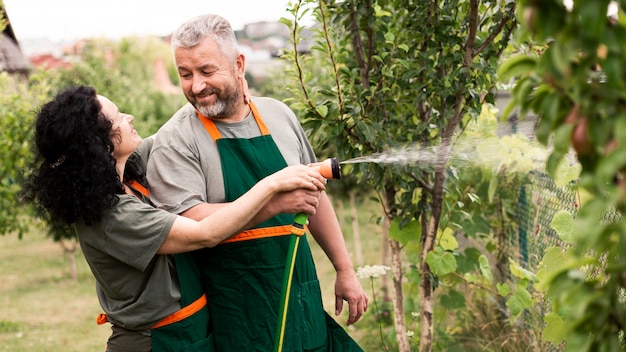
[[75, 195, 179, 330]]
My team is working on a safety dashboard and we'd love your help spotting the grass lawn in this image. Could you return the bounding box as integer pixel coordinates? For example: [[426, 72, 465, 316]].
[[0, 197, 385, 351], [0, 233, 110, 351]]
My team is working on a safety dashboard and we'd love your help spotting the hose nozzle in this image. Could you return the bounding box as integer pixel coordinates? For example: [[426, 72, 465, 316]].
[[310, 157, 341, 180], [290, 157, 341, 235]]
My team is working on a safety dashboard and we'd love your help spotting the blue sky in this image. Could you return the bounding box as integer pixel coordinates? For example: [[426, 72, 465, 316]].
[[4, 0, 297, 41]]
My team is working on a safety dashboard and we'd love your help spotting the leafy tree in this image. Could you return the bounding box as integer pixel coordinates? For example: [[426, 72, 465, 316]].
[[500, 0, 626, 350], [0, 1, 5, 29], [0, 69, 56, 236], [281, 1, 516, 350]]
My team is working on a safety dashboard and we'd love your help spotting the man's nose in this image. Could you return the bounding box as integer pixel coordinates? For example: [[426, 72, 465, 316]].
[[192, 76, 207, 94]]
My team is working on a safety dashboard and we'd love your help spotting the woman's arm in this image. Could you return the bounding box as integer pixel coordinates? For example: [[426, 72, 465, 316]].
[[157, 164, 325, 253]]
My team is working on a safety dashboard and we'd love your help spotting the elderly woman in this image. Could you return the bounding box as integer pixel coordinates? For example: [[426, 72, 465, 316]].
[[23, 85, 326, 352]]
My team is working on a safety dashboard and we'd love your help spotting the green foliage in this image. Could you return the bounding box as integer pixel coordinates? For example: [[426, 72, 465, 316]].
[[52, 37, 186, 137], [543, 312, 567, 346], [500, 0, 626, 349], [0, 71, 56, 236], [550, 210, 574, 243], [280, 1, 520, 350], [428, 103, 548, 345], [427, 247, 457, 276], [281, 0, 517, 237], [0, 2, 6, 32]]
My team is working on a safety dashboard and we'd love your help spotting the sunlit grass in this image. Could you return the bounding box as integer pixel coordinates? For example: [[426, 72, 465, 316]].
[[0, 231, 110, 352]]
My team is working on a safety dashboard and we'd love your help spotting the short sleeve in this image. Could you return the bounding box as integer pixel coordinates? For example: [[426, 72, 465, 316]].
[[147, 141, 210, 214], [102, 196, 178, 271]]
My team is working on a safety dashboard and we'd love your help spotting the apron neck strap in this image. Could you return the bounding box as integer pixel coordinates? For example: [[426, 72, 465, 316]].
[[125, 180, 149, 197], [196, 101, 270, 142]]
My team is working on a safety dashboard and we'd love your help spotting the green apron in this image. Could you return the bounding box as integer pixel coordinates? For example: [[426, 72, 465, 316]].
[[194, 102, 362, 351], [127, 182, 214, 352], [150, 253, 213, 351]]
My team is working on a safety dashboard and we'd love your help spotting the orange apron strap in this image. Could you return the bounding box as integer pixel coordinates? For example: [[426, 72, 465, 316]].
[[95, 293, 208, 329], [197, 110, 223, 142], [96, 313, 109, 325], [196, 101, 270, 141], [248, 101, 270, 135], [126, 180, 149, 197], [151, 293, 208, 329], [195, 101, 284, 244], [221, 225, 304, 244]]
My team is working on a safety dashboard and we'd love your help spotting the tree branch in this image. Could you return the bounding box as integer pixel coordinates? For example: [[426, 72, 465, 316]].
[[318, 0, 345, 118], [474, 9, 516, 56]]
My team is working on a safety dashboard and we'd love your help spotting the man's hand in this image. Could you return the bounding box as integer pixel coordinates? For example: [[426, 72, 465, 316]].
[[268, 188, 321, 217], [335, 269, 369, 325]]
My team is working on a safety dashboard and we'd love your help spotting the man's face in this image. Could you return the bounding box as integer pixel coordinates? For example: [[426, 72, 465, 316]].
[[175, 37, 243, 120]]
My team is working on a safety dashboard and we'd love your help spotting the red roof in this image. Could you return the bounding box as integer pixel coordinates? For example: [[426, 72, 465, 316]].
[[28, 54, 73, 70]]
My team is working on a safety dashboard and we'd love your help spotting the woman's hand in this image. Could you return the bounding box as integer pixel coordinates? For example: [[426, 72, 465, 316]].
[[266, 164, 326, 193]]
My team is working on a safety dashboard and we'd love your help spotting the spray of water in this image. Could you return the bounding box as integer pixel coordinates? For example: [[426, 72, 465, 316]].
[[339, 136, 548, 171], [341, 145, 442, 166]]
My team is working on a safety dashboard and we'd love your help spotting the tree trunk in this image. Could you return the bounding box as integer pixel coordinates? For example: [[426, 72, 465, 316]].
[[381, 184, 409, 351], [349, 190, 364, 267], [59, 238, 78, 281], [419, 138, 453, 352], [333, 194, 346, 230], [419, 217, 436, 352], [380, 210, 391, 301], [495, 197, 511, 321], [390, 237, 410, 352]]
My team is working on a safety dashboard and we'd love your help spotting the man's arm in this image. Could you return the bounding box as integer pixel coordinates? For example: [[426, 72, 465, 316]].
[[307, 192, 369, 325]]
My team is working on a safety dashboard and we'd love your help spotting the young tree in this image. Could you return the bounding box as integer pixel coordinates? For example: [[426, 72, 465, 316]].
[[282, 1, 516, 350]]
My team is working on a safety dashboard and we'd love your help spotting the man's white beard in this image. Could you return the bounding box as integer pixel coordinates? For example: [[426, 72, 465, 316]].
[[197, 100, 228, 119], [195, 84, 240, 119]]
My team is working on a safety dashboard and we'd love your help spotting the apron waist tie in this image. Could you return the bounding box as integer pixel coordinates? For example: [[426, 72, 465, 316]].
[[96, 293, 207, 329], [221, 225, 306, 244]]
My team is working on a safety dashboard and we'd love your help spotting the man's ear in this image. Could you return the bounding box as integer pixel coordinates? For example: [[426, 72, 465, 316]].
[[236, 53, 246, 76]]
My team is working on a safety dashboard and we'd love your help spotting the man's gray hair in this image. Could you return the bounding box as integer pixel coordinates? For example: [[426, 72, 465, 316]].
[[172, 14, 239, 60]]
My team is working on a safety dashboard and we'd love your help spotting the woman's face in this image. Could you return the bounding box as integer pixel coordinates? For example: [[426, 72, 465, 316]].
[[97, 95, 142, 160]]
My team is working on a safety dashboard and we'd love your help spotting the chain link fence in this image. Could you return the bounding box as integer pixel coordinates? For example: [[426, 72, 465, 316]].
[[516, 171, 578, 270], [513, 170, 623, 351]]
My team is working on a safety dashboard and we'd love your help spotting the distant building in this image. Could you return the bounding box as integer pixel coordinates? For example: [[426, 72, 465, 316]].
[[494, 89, 539, 140], [242, 21, 290, 40], [28, 53, 73, 70]]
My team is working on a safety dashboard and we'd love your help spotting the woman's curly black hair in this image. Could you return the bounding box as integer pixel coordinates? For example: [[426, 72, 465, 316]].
[[23, 85, 125, 226]]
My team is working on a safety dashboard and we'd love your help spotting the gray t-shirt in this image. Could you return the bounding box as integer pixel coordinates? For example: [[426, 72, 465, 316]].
[[75, 195, 179, 330], [147, 96, 317, 214], [135, 135, 154, 173]]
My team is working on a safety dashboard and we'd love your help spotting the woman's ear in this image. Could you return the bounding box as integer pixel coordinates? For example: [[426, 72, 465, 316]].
[[109, 133, 122, 151]]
